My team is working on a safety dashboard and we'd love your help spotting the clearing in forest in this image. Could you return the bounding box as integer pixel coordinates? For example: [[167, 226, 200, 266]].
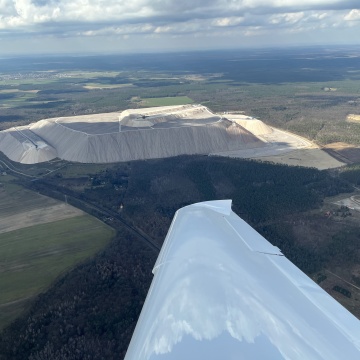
[[347, 114, 360, 123]]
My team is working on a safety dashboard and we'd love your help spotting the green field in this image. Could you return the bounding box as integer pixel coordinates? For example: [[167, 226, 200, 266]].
[[0, 215, 114, 330], [0, 181, 56, 217], [0, 91, 38, 108], [140, 96, 193, 107]]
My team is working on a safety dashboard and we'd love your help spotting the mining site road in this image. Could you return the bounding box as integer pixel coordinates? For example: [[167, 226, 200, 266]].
[[0, 159, 35, 178], [1, 163, 160, 254]]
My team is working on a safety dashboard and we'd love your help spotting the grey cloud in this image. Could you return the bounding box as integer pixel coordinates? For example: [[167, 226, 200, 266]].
[[32, 0, 54, 6], [0, 0, 359, 53], [2, 1, 358, 28], [0, 0, 17, 16]]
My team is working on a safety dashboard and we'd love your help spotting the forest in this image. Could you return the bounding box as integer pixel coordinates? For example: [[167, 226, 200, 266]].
[[0, 155, 358, 359]]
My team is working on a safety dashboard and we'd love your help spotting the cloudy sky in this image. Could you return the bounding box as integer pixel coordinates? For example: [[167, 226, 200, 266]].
[[1, 0, 360, 55]]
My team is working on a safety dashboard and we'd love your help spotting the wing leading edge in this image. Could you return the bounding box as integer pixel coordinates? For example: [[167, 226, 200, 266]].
[[124, 200, 360, 360]]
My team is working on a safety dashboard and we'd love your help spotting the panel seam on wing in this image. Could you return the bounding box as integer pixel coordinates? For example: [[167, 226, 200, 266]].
[[256, 251, 284, 256], [223, 217, 282, 255]]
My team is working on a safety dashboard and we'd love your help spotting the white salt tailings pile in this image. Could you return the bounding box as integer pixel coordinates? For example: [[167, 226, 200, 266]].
[[0, 127, 57, 164], [226, 114, 273, 136], [0, 105, 266, 164]]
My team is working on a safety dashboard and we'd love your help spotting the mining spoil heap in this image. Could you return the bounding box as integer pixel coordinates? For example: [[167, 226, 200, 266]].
[[225, 114, 273, 136], [0, 105, 267, 164], [0, 127, 57, 164]]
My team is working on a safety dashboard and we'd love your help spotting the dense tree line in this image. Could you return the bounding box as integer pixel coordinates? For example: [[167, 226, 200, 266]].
[[122, 156, 351, 228], [340, 165, 360, 185]]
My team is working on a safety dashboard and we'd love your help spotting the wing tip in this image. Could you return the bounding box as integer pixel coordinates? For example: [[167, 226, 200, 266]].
[[183, 199, 233, 216]]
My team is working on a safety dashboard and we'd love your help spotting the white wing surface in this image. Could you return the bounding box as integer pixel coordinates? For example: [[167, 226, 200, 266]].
[[124, 200, 360, 360]]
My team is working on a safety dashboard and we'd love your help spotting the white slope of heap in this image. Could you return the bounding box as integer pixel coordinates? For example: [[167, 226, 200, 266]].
[[22, 105, 262, 164], [225, 114, 273, 136], [29, 117, 262, 163], [0, 127, 57, 164], [124, 200, 360, 360], [0, 105, 267, 164]]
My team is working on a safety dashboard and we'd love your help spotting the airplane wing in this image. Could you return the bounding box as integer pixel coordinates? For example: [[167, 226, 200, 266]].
[[124, 200, 360, 360]]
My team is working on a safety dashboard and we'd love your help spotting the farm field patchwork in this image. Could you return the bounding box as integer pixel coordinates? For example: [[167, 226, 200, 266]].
[[0, 180, 115, 330]]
